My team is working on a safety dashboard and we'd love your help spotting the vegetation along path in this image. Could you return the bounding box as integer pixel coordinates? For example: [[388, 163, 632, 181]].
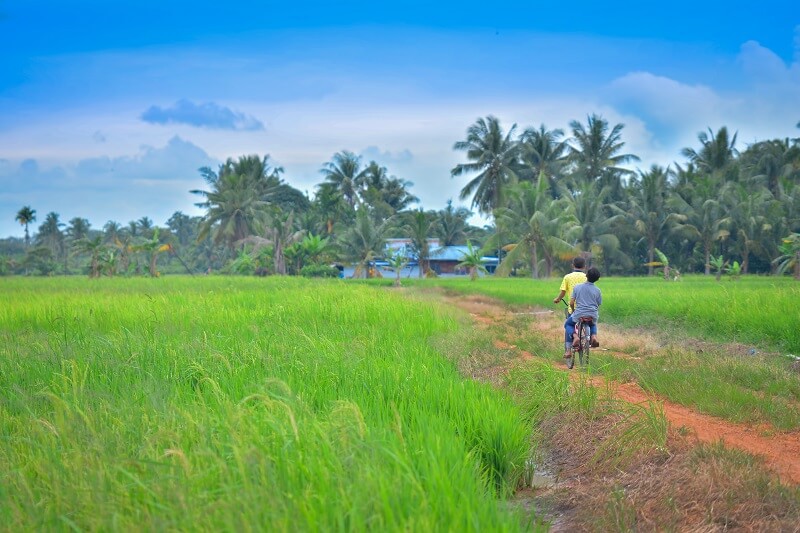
[[441, 291, 800, 486]]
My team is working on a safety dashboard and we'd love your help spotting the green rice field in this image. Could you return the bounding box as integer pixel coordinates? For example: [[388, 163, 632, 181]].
[[0, 277, 536, 531], [2, 274, 798, 530]]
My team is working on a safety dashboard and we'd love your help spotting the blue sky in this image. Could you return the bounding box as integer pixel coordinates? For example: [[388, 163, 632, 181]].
[[2, 0, 799, 237]]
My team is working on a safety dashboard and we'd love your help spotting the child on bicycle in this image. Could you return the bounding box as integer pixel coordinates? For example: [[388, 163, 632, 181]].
[[564, 267, 602, 357], [553, 256, 586, 313], [553, 256, 587, 357]]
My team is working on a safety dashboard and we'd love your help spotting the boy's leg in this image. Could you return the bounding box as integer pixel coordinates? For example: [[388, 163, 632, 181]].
[[564, 316, 576, 357], [590, 322, 599, 347]]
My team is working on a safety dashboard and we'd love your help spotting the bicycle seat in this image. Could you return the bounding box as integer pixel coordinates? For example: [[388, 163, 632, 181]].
[[578, 316, 594, 323]]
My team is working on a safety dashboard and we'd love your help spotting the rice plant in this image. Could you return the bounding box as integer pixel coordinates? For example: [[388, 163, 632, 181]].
[[0, 277, 540, 531]]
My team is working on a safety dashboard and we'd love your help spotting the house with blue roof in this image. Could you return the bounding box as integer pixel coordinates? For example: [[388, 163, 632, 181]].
[[428, 245, 499, 275]]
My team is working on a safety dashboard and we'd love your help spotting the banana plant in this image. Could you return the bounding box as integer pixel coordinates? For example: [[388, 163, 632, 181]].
[[709, 255, 728, 281]]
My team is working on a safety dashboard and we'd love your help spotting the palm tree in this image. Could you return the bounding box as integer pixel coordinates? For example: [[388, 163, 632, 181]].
[[681, 126, 739, 181], [313, 182, 348, 236], [456, 241, 488, 281], [386, 249, 410, 287], [739, 138, 799, 198], [722, 183, 774, 274], [238, 208, 304, 275], [320, 151, 366, 209], [492, 178, 576, 278], [132, 228, 170, 277], [35, 212, 66, 272], [165, 212, 196, 247], [773, 233, 800, 280], [670, 191, 729, 275], [519, 124, 568, 195], [127, 220, 139, 237], [136, 217, 154, 238], [103, 221, 123, 244], [359, 161, 419, 220], [73, 235, 106, 278], [404, 208, 435, 278], [435, 200, 471, 246], [627, 165, 688, 275], [15, 206, 36, 247], [568, 181, 626, 271], [192, 155, 281, 249], [299, 234, 333, 267], [568, 114, 639, 193], [66, 217, 91, 242], [338, 208, 392, 278], [451, 116, 521, 215]]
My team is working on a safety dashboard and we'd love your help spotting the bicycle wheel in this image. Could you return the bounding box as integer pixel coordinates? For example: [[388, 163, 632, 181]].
[[578, 322, 591, 367]]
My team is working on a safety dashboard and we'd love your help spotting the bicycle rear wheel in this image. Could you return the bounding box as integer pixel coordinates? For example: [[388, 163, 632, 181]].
[[578, 322, 591, 366]]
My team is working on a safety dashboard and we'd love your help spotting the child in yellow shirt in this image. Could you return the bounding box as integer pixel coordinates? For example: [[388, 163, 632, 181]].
[[553, 256, 587, 358]]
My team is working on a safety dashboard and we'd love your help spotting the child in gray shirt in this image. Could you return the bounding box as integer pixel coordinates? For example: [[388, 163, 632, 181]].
[[565, 267, 602, 357]]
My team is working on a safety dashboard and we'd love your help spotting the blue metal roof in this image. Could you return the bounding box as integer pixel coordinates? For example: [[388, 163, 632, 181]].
[[429, 245, 498, 264]]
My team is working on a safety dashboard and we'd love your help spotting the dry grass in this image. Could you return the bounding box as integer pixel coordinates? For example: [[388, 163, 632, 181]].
[[541, 412, 800, 532]]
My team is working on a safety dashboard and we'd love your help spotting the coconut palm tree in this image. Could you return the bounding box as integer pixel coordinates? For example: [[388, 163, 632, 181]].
[[132, 228, 171, 277], [403, 208, 436, 278], [627, 165, 688, 275], [192, 155, 282, 249], [320, 151, 366, 209], [519, 124, 568, 195], [456, 241, 488, 281], [722, 183, 774, 274], [360, 161, 418, 220], [492, 178, 576, 278], [773, 233, 800, 280], [670, 191, 729, 275], [681, 126, 739, 181], [103, 221, 123, 244], [566, 181, 627, 271], [451, 116, 522, 215], [66, 217, 91, 243], [300, 234, 332, 265], [568, 114, 639, 194], [435, 200, 471, 246], [238, 208, 304, 275], [338, 208, 392, 278], [35, 212, 65, 257], [15, 206, 36, 247], [386, 249, 410, 287], [73, 235, 106, 278]]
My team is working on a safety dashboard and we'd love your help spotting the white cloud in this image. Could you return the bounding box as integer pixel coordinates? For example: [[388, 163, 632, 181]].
[[607, 72, 724, 126], [0, 137, 217, 236]]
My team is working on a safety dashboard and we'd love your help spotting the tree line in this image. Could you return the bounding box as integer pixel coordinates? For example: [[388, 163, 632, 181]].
[[4, 114, 800, 279]]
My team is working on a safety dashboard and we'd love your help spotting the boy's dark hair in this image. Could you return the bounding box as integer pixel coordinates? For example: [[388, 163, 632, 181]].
[[572, 256, 586, 269], [587, 267, 601, 283]]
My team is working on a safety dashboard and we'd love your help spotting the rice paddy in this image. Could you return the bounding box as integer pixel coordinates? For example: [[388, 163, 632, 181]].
[[0, 277, 536, 531], [2, 274, 799, 530]]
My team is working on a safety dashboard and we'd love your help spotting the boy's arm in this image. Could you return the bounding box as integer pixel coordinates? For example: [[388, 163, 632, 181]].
[[553, 289, 566, 304]]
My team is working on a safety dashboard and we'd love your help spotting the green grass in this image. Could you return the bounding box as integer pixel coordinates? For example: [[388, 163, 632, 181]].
[[0, 277, 539, 531], [405, 275, 800, 430], [584, 349, 800, 430], [387, 275, 800, 354]]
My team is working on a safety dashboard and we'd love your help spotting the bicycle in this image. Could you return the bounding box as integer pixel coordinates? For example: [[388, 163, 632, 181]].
[[561, 301, 592, 369]]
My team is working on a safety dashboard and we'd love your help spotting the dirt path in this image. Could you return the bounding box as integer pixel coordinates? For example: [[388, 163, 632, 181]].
[[445, 293, 800, 486]]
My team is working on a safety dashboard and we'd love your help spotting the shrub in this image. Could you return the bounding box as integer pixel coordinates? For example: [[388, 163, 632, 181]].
[[301, 264, 340, 278]]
